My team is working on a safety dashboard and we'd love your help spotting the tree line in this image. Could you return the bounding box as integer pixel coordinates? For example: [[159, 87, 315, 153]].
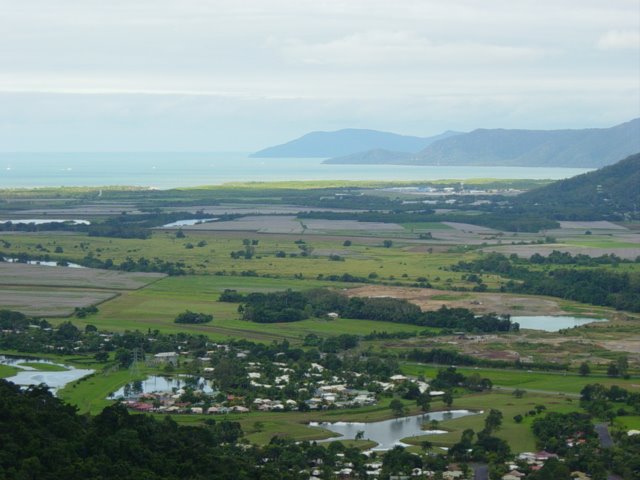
[[223, 288, 518, 332]]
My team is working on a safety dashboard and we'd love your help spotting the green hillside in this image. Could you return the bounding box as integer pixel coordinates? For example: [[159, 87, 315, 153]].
[[516, 152, 640, 219]]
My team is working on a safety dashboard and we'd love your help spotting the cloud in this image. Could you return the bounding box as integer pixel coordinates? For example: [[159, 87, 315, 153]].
[[0, 0, 637, 150], [279, 31, 547, 67], [597, 30, 640, 50]]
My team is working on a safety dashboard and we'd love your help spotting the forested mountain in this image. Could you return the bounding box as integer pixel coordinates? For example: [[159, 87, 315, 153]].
[[515, 152, 640, 219], [323, 148, 413, 164], [251, 129, 460, 158], [325, 119, 640, 168]]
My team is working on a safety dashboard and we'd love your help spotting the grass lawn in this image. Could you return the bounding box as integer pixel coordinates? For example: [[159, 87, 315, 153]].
[[402, 391, 579, 453], [0, 364, 19, 378], [58, 366, 150, 414], [614, 415, 640, 430]]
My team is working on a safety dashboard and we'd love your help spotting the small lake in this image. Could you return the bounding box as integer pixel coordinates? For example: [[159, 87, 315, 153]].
[[1, 355, 94, 394], [161, 218, 219, 227], [2, 257, 85, 268], [0, 219, 90, 225], [311, 409, 479, 450], [512, 316, 606, 332], [109, 375, 215, 399]]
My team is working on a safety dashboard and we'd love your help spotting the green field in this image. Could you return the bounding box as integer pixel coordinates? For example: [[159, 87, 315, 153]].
[[61, 275, 425, 342], [0, 231, 471, 286], [0, 364, 19, 378], [401, 363, 640, 394], [402, 391, 579, 453]]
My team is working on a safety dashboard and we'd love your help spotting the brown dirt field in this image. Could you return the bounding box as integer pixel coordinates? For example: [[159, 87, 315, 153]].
[[0, 262, 165, 290], [0, 287, 118, 317], [343, 285, 570, 316]]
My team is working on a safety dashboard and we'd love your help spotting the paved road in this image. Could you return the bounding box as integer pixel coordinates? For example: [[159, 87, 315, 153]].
[[595, 423, 614, 448], [471, 463, 488, 480]]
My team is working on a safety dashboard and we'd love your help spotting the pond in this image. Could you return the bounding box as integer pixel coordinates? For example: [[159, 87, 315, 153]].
[[2, 257, 85, 268], [161, 218, 218, 227], [109, 375, 215, 399], [310, 409, 479, 451], [512, 315, 606, 332], [0, 355, 94, 394]]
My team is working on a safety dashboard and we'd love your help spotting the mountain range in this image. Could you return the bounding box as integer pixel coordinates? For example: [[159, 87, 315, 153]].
[[250, 129, 460, 158], [252, 119, 640, 168]]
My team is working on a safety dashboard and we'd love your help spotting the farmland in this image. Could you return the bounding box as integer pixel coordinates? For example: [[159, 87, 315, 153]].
[[0, 180, 638, 468]]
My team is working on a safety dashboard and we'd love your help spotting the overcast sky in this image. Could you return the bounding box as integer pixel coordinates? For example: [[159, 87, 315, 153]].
[[0, 0, 639, 151]]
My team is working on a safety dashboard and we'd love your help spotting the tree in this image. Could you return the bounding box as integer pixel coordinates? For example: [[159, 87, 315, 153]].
[[416, 392, 431, 412], [579, 361, 591, 376], [512, 388, 526, 398], [607, 362, 620, 377], [442, 390, 453, 408], [420, 440, 432, 453], [343, 240, 352, 247], [617, 355, 629, 378], [355, 430, 365, 441], [175, 229, 185, 238], [390, 399, 405, 417], [483, 409, 503, 434], [94, 351, 109, 363], [383, 240, 393, 248], [115, 348, 132, 368], [174, 310, 213, 324]]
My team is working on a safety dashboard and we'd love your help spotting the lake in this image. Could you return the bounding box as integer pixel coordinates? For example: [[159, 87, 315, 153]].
[[310, 409, 479, 450], [161, 218, 219, 227], [0, 219, 90, 225], [0, 355, 94, 394], [513, 315, 606, 332], [110, 375, 215, 399], [2, 257, 85, 268], [0, 152, 591, 189]]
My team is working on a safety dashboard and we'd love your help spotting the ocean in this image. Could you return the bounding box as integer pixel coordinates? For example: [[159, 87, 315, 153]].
[[0, 152, 592, 189]]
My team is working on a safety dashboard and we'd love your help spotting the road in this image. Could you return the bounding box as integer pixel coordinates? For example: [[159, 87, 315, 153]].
[[471, 463, 488, 480], [595, 423, 614, 448]]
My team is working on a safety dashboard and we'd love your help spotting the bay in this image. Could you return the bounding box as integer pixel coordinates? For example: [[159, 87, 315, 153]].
[[0, 152, 591, 189]]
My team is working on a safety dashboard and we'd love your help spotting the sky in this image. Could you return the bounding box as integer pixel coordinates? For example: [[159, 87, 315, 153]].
[[0, 0, 639, 151]]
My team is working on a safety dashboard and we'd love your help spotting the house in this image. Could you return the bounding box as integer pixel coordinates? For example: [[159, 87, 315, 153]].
[[502, 470, 525, 480], [153, 351, 178, 365]]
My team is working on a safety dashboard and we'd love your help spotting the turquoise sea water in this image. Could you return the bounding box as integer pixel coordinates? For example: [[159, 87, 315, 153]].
[[0, 152, 592, 189]]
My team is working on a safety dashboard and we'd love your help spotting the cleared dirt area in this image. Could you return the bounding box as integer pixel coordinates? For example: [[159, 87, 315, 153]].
[[165, 204, 360, 215], [343, 285, 571, 316], [0, 287, 117, 317], [557, 221, 628, 230], [483, 244, 640, 260], [183, 215, 404, 234], [0, 262, 165, 290]]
